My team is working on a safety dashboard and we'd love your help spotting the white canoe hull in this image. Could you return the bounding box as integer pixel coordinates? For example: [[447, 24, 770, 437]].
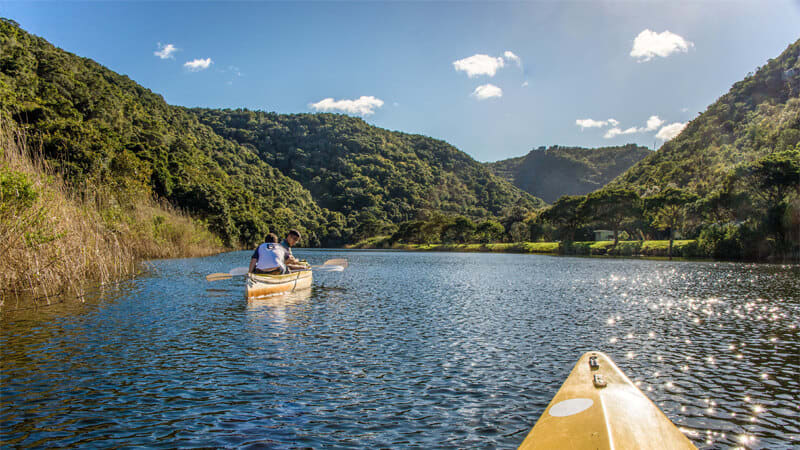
[[245, 271, 313, 299]]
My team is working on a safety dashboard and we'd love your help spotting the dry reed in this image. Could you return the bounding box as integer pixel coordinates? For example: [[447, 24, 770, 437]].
[[0, 118, 226, 308]]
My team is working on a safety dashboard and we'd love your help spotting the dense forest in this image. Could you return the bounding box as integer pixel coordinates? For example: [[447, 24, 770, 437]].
[[191, 109, 543, 242], [487, 144, 651, 203], [0, 19, 539, 247], [0, 19, 334, 247]]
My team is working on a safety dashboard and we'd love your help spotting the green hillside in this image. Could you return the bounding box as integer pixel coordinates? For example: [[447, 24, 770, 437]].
[[190, 109, 544, 237], [613, 38, 800, 194], [487, 144, 651, 203], [0, 19, 539, 246], [0, 18, 335, 246]]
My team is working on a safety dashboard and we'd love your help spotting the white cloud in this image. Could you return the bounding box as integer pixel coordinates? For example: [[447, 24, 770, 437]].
[[310, 96, 384, 116], [154, 43, 177, 59], [656, 122, 687, 140], [644, 115, 665, 131], [184, 58, 213, 71], [631, 29, 694, 62], [504, 50, 522, 67], [471, 84, 503, 100], [576, 118, 609, 129], [521, 80, 529, 87], [604, 126, 638, 139], [453, 54, 505, 77], [608, 118, 619, 127]]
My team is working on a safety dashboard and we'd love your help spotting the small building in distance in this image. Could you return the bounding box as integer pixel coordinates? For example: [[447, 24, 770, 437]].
[[594, 230, 614, 241]]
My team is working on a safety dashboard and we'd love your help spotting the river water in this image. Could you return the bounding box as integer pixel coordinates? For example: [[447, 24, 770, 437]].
[[1, 250, 798, 448]]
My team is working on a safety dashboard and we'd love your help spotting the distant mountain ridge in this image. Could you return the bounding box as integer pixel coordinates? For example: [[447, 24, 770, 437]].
[[487, 144, 652, 203]]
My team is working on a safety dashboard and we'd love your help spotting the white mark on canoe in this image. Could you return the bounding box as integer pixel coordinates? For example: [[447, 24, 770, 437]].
[[548, 398, 594, 417]]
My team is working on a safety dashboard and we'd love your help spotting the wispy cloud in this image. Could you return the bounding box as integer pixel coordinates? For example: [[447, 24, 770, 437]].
[[655, 122, 687, 141], [154, 43, 178, 59], [184, 58, 213, 71], [578, 115, 671, 138], [644, 115, 665, 131], [453, 54, 505, 77], [576, 118, 616, 129], [630, 29, 694, 62], [310, 96, 384, 116], [604, 126, 638, 139], [521, 80, 529, 87], [503, 50, 522, 67], [471, 84, 503, 100]]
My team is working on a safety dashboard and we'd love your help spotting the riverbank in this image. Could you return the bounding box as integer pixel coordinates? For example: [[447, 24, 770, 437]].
[[347, 236, 705, 258], [1, 120, 227, 305]]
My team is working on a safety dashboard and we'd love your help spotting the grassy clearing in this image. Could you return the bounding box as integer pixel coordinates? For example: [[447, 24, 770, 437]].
[[349, 238, 705, 258], [1, 120, 226, 306]]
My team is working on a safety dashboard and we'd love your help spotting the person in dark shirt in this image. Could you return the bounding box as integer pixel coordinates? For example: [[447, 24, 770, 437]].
[[280, 229, 306, 268]]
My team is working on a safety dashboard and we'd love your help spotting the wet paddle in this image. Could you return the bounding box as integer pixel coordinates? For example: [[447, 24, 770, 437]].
[[205, 266, 249, 282], [205, 259, 347, 281]]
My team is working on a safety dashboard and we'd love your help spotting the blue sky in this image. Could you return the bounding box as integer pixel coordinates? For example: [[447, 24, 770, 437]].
[[2, 1, 799, 162]]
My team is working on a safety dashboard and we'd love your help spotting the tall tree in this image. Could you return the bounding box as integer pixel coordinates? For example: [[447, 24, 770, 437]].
[[539, 195, 586, 242], [645, 187, 699, 259], [580, 188, 641, 246]]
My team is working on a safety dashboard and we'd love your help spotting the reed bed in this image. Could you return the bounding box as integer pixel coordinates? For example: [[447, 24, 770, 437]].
[[0, 119, 226, 307]]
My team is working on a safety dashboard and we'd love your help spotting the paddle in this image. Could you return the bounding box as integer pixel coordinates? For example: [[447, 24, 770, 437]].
[[205, 259, 347, 281], [310, 258, 348, 269], [205, 266, 249, 282]]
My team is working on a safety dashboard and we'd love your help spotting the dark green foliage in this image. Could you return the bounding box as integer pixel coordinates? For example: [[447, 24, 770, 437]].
[[0, 19, 334, 246], [0, 168, 37, 214], [579, 188, 641, 245], [538, 195, 585, 242], [487, 144, 651, 203], [190, 108, 544, 229], [644, 187, 700, 258]]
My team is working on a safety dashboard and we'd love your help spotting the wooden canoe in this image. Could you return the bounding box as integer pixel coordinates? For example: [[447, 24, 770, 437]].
[[519, 351, 696, 450], [245, 270, 312, 299]]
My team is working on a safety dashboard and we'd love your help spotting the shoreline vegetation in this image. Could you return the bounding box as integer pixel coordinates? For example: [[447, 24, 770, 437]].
[[0, 119, 227, 307], [347, 236, 709, 259]]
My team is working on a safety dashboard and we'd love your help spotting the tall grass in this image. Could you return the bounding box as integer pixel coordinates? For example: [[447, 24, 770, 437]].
[[0, 119, 226, 306]]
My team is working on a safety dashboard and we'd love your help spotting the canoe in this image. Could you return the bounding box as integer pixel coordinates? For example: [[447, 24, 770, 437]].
[[245, 270, 312, 299], [519, 351, 696, 450]]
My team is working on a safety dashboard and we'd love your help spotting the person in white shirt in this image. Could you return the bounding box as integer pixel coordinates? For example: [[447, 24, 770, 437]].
[[249, 233, 308, 274], [249, 233, 289, 275]]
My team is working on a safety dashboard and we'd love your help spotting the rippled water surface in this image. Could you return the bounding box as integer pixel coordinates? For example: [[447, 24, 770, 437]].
[[2, 251, 799, 448]]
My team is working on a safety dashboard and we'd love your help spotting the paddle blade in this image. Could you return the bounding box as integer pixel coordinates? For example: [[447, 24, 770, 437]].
[[313, 265, 345, 272], [229, 266, 250, 276], [322, 258, 348, 269], [206, 273, 234, 282]]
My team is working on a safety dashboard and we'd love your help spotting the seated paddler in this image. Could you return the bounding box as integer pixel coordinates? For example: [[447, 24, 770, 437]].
[[249, 233, 289, 275]]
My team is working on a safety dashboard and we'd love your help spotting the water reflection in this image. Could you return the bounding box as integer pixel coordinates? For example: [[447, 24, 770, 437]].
[[1, 251, 798, 448]]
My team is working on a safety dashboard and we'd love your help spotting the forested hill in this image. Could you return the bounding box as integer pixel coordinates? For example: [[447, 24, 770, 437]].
[[612, 38, 800, 195], [487, 144, 651, 203], [0, 19, 539, 246], [0, 19, 336, 246], [190, 109, 543, 235]]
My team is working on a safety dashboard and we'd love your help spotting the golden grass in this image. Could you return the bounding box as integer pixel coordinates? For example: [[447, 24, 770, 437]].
[[0, 119, 226, 306]]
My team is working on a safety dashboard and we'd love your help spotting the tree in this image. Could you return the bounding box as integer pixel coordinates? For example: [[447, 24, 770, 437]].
[[475, 219, 504, 243], [580, 189, 641, 246], [645, 187, 699, 259], [736, 150, 800, 252], [539, 195, 585, 242], [737, 150, 800, 206], [441, 216, 476, 244]]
